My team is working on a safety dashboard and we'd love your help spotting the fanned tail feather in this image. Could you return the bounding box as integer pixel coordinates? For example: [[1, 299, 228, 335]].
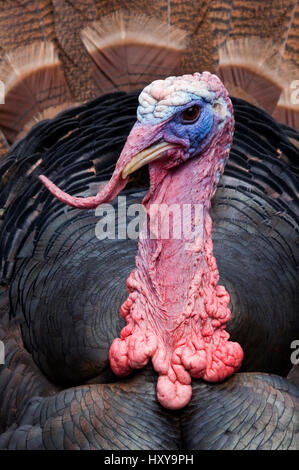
[[217, 37, 286, 113], [272, 79, 299, 131], [0, 2, 298, 142], [213, 0, 299, 128], [81, 10, 187, 94], [271, 1, 299, 130], [0, 41, 72, 143], [278, 0, 299, 68], [51, 0, 97, 101], [0, 0, 55, 50]]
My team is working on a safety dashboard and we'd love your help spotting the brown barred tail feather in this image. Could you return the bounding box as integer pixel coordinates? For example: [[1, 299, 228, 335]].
[[211, 0, 299, 126], [278, 0, 299, 69], [51, 0, 97, 101], [0, 42, 72, 144], [0, 0, 55, 50], [0, 3, 298, 141], [217, 37, 286, 114], [272, 79, 299, 131], [81, 10, 187, 94]]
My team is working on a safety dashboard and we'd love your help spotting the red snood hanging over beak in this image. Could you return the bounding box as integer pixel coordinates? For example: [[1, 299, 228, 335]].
[[39, 97, 243, 410], [38, 122, 164, 209]]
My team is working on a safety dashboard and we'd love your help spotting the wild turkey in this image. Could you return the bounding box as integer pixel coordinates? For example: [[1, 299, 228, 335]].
[[0, 1, 298, 450]]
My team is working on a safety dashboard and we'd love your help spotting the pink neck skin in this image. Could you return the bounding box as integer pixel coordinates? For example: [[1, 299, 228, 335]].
[[109, 124, 244, 410]]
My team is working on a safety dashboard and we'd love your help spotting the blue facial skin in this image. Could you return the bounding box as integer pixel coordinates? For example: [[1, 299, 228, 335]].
[[162, 97, 214, 159]]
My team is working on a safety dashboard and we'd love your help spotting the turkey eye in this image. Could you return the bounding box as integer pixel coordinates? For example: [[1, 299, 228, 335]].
[[181, 105, 200, 124]]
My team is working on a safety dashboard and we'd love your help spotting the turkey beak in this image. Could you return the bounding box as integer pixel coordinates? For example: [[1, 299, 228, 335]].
[[119, 122, 176, 179], [121, 141, 176, 179]]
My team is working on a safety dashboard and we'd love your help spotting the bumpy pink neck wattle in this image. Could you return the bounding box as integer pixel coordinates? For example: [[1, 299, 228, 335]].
[[109, 126, 244, 410]]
